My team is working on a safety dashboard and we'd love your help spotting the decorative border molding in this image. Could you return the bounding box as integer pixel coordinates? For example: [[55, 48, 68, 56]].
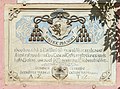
[[9, 8, 21, 21], [99, 70, 111, 82], [8, 70, 20, 81]]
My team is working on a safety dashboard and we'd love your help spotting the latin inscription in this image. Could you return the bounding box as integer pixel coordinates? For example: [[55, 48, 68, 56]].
[[12, 47, 109, 81]]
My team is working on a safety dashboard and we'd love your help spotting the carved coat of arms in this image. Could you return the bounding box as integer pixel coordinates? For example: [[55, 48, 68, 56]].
[[29, 9, 91, 46]]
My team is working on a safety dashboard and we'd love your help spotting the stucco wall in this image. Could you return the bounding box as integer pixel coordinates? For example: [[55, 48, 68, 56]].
[[0, 0, 120, 89]]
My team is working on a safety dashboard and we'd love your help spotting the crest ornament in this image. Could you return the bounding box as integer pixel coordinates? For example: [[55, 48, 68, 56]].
[[52, 66, 68, 80], [49, 19, 71, 40], [29, 9, 91, 46]]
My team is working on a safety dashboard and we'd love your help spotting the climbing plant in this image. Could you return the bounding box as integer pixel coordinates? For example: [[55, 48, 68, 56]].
[[84, 0, 120, 63]]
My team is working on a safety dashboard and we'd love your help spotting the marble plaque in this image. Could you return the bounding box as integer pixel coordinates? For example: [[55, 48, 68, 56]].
[[4, 4, 116, 85]]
